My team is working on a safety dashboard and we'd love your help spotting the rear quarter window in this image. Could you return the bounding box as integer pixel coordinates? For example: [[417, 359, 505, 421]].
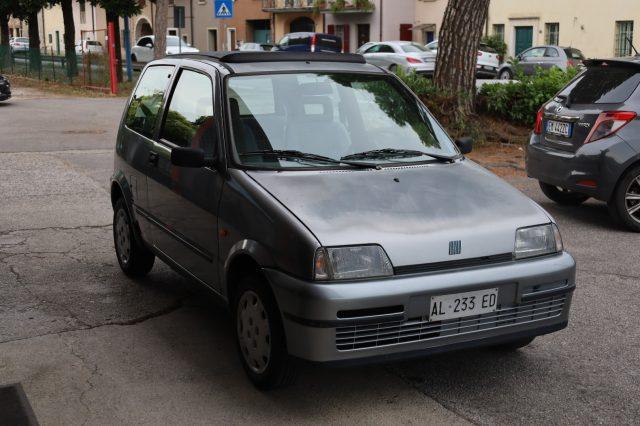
[[560, 66, 640, 104], [125, 65, 173, 138]]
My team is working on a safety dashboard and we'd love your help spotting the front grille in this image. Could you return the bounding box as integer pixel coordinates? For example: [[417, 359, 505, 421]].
[[336, 295, 566, 351], [394, 253, 514, 275]]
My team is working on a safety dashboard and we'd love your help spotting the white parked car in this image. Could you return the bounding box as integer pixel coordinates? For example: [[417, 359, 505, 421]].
[[10, 37, 29, 53], [357, 41, 436, 76], [131, 35, 199, 63], [75, 40, 104, 55], [425, 40, 501, 78]]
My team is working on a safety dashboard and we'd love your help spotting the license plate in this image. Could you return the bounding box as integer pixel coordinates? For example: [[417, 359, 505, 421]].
[[546, 120, 572, 137], [429, 288, 499, 322], [483, 65, 495, 71]]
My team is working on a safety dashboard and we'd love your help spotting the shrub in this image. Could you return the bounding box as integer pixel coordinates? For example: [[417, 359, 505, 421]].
[[478, 67, 579, 125], [481, 35, 507, 61]]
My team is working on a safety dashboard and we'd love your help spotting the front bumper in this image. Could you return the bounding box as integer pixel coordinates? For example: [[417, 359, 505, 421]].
[[266, 251, 575, 363]]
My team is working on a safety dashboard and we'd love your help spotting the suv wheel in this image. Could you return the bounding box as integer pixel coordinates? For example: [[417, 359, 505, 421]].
[[113, 198, 155, 277], [539, 181, 590, 205], [493, 336, 535, 351], [233, 273, 296, 390], [610, 165, 640, 232]]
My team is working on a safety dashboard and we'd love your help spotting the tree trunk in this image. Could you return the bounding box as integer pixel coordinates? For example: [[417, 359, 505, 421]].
[[434, 0, 490, 118], [27, 10, 42, 73], [106, 10, 123, 83], [0, 14, 10, 69], [61, 0, 77, 78], [153, 0, 168, 60]]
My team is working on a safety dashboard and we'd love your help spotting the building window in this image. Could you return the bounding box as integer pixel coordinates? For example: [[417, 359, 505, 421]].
[[615, 21, 634, 57], [48, 34, 53, 44], [492, 24, 504, 42], [174, 6, 185, 29], [79, 0, 86, 24], [545, 23, 559, 45]]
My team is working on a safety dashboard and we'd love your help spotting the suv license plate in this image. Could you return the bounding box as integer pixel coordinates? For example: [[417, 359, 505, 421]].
[[546, 120, 572, 137], [429, 288, 499, 322]]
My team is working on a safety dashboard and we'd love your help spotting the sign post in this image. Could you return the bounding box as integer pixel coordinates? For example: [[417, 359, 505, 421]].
[[214, 0, 233, 51]]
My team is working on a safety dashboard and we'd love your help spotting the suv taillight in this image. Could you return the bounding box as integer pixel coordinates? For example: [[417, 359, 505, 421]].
[[585, 111, 637, 143], [534, 108, 544, 135], [310, 34, 317, 53]]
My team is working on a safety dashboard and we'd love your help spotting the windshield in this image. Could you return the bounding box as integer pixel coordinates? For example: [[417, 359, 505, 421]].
[[401, 43, 428, 53], [227, 73, 457, 169]]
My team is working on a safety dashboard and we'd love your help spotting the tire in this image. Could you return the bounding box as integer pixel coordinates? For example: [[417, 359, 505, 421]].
[[499, 69, 513, 80], [493, 336, 535, 351], [113, 198, 155, 277], [389, 64, 398, 74], [539, 181, 590, 205], [609, 165, 640, 232], [233, 273, 297, 390]]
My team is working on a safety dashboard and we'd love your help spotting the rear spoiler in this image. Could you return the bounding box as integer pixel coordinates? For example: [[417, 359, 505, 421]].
[[583, 58, 640, 68]]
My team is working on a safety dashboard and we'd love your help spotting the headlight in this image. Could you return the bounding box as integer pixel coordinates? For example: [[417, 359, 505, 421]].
[[314, 245, 393, 281], [514, 223, 563, 260]]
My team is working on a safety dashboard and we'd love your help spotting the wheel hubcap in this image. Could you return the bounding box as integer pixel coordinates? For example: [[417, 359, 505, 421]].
[[115, 209, 132, 265], [625, 175, 640, 224], [237, 290, 271, 374]]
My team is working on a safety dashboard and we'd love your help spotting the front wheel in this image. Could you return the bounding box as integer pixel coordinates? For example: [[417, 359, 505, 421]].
[[233, 274, 296, 390], [539, 181, 590, 205], [113, 198, 155, 277], [609, 165, 640, 232], [388, 64, 398, 74]]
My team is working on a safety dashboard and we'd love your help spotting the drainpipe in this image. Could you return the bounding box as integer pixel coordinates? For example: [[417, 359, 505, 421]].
[[378, 0, 382, 41], [189, 0, 194, 45], [41, 9, 46, 49]]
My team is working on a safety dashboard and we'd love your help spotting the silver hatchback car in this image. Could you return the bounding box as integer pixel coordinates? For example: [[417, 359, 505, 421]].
[[111, 52, 575, 389]]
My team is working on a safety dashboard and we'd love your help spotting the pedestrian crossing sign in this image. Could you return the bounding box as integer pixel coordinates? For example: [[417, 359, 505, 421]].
[[215, 0, 233, 18]]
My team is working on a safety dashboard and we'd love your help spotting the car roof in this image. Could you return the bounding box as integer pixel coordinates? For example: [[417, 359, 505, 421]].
[[168, 51, 384, 75]]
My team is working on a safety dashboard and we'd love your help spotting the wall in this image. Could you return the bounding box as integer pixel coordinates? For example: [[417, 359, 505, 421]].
[[412, 0, 446, 43], [488, 0, 640, 58]]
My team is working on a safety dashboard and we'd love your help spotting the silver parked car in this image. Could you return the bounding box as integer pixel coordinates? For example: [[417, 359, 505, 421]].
[[358, 41, 436, 75], [111, 51, 575, 389], [498, 45, 585, 79]]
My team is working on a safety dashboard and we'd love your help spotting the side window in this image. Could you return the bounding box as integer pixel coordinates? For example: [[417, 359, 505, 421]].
[[137, 37, 150, 47], [364, 44, 380, 53], [161, 69, 215, 152], [545, 47, 559, 57], [279, 36, 289, 46], [125, 65, 173, 138], [379, 44, 394, 53], [522, 47, 545, 59]]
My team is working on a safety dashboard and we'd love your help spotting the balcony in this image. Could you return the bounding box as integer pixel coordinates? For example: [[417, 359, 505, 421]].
[[262, 0, 315, 12]]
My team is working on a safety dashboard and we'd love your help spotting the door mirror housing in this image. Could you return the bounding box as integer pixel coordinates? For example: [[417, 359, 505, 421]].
[[455, 137, 473, 155], [144, 42, 153, 48], [171, 147, 216, 168]]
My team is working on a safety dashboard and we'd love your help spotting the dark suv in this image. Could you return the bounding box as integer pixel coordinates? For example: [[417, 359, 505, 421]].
[[272, 32, 342, 53], [527, 58, 640, 231], [112, 52, 575, 389]]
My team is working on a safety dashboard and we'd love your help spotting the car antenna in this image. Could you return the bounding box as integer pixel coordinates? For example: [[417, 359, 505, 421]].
[[626, 36, 640, 56]]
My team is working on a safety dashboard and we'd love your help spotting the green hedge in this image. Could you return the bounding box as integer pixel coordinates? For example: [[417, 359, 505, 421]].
[[478, 67, 579, 125]]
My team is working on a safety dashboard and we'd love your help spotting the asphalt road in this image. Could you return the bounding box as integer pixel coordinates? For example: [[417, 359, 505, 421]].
[[1, 87, 639, 425]]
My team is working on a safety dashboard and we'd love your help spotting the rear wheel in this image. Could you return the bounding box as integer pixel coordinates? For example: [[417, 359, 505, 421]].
[[233, 273, 296, 390], [609, 165, 640, 232], [539, 181, 590, 205], [493, 336, 535, 351], [389, 64, 398, 74], [113, 198, 155, 277], [499, 69, 513, 80]]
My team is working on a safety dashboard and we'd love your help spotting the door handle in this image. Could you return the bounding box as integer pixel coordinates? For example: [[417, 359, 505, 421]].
[[148, 151, 159, 166]]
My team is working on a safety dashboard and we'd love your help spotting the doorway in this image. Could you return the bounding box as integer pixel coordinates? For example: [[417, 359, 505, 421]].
[[357, 24, 370, 49], [227, 28, 237, 50], [208, 28, 218, 51], [515, 26, 533, 55]]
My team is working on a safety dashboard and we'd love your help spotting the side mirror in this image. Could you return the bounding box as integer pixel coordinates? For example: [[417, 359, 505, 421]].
[[145, 42, 153, 48], [455, 137, 473, 155], [171, 147, 215, 168]]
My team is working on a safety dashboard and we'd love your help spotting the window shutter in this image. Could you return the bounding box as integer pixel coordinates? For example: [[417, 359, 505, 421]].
[[399, 24, 412, 41], [343, 24, 350, 53], [327, 25, 335, 35]]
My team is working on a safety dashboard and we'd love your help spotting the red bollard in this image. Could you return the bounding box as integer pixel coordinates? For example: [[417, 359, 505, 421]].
[[107, 22, 118, 95]]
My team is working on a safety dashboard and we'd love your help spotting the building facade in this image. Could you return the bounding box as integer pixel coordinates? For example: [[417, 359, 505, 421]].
[[412, 0, 446, 44], [487, 0, 640, 58], [323, 0, 415, 52], [262, 0, 324, 44]]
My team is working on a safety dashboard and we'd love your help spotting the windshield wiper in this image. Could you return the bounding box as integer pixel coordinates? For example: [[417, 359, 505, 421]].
[[240, 149, 381, 170], [341, 148, 457, 163]]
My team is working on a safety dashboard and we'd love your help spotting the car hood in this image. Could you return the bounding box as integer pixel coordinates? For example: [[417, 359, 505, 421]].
[[246, 160, 551, 267]]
